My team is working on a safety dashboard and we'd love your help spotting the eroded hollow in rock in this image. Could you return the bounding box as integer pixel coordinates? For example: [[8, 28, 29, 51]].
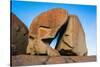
[[59, 49, 77, 56], [42, 38, 54, 45], [26, 8, 68, 56], [50, 17, 78, 56], [50, 20, 68, 49], [55, 18, 69, 48], [54, 15, 87, 56]]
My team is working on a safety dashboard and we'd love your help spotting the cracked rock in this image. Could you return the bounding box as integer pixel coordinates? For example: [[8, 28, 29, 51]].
[[56, 15, 87, 56], [26, 8, 68, 56]]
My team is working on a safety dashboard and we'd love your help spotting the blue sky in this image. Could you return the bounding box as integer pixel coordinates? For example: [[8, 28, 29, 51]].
[[11, 1, 97, 55]]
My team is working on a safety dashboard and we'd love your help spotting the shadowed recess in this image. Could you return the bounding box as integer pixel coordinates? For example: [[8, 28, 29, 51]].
[[50, 17, 68, 49]]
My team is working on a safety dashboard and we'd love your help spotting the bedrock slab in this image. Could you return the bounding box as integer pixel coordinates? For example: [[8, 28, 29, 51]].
[[11, 55, 96, 66]]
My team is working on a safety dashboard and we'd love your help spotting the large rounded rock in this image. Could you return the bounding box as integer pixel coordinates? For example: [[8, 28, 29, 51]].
[[11, 13, 28, 55], [26, 8, 68, 56], [56, 15, 87, 56]]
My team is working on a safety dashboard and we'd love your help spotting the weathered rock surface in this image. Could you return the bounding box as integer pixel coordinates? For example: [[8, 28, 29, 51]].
[[11, 8, 95, 67], [11, 13, 28, 55], [56, 15, 87, 56], [11, 55, 96, 66], [11, 8, 87, 56], [26, 8, 68, 56], [46, 56, 66, 64], [11, 55, 48, 66]]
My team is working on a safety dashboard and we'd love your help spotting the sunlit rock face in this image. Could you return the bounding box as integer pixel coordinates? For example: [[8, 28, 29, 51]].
[[26, 8, 68, 56], [11, 8, 87, 56], [56, 15, 87, 56], [11, 13, 28, 55]]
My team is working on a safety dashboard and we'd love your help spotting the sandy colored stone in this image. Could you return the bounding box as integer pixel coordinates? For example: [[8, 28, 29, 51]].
[[11, 13, 28, 55], [26, 8, 68, 56], [56, 15, 87, 56]]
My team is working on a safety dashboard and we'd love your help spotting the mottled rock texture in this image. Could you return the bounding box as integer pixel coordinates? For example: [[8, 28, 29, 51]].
[[11, 13, 28, 55], [56, 15, 87, 56], [26, 8, 68, 56]]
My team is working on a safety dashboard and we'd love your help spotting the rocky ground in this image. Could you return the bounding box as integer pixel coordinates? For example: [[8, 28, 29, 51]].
[[11, 55, 96, 66]]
